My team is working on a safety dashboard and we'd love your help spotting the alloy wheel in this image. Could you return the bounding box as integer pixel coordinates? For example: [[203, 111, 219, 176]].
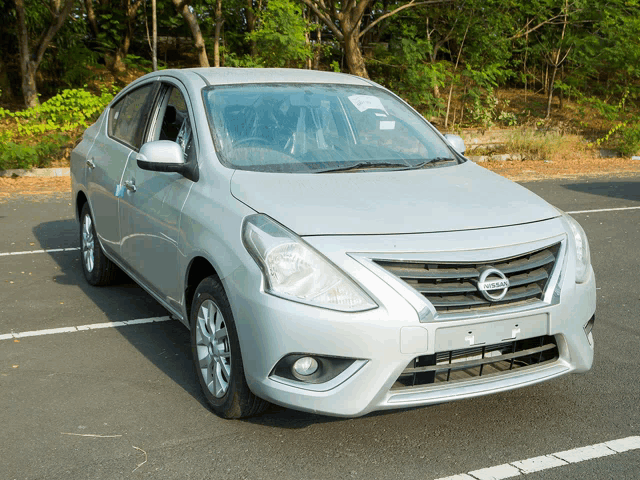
[[196, 299, 232, 398], [82, 214, 95, 273]]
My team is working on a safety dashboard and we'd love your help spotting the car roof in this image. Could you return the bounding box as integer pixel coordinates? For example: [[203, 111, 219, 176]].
[[163, 67, 374, 87]]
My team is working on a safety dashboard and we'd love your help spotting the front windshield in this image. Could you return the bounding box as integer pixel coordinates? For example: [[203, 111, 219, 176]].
[[203, 83, 459, 173]]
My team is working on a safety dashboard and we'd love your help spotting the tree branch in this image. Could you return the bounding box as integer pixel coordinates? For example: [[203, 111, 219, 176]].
[[34, 0, 75, 68], [352, 0, 373, 33], [359, 0, 453, 39], [296, 0, 344, 40], [509, 13, 566, 40]]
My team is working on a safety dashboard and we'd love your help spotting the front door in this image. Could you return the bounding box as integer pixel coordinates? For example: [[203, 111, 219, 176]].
[[118, 83, 197, 311]]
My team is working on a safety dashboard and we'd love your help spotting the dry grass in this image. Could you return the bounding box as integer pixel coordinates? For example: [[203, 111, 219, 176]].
[[504, 129, 594, 162]]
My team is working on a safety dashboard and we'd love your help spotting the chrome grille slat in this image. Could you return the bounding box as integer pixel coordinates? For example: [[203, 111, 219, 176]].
[[392, 335, 559, 390], [428, 285, 543, 307], [374, 243, 560, 314], [401, 343, 556, 374]]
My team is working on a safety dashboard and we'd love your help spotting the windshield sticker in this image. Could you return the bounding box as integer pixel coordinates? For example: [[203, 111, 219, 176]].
[[348, 95, 388, 113], [375, 112, 387, 117], [379, 121, 396, 130]]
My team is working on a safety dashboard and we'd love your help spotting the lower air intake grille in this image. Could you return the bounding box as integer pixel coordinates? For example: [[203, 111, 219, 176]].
[[392, 335, 558, 390], [374, 243, 560, 314]]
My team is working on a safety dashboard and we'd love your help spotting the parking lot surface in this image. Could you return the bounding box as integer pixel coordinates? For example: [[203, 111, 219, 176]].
[[1, 174, 639, 479]]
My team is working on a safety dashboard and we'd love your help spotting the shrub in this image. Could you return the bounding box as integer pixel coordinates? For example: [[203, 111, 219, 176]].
[[0, 134, 69, 170], [0, 87, 117, 170], [620, 122, 640, 156]]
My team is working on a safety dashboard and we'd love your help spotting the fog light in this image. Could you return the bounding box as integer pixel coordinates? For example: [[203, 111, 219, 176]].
[[293, 356, 318, 376]]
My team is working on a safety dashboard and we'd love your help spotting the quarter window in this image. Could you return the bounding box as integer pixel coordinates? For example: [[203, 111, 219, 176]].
[[153, 86, 195, 162]]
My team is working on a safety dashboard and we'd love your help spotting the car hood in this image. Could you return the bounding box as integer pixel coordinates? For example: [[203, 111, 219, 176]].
[[230, 162, 559, 236]]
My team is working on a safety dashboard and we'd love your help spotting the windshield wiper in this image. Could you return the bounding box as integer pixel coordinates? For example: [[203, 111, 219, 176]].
[[319, 157, 457, 173], [399, 157, 457, 170], [318, 161, 412, 173]]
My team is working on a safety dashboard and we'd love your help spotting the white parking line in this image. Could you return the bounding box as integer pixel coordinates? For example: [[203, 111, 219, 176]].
[[567, 206, 640, 214], [0, 247, 80, 256], [435, 436, 640, 480], [0, 316, 172, 340]]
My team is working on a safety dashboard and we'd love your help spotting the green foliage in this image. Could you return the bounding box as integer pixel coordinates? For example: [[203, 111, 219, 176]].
[[0, 134, 69, 170], [620, 122, 640, 156], [223, 52, 264, 68], [395, 36, 446, 116], [0, 87, 118, 170], [586, 89, 640, 155], [6, 87, 117, 135], [467, 92, 498, 129], [246, 0, 313, 68], [123, 54, 154, 73], [95, 9, 127, 54]]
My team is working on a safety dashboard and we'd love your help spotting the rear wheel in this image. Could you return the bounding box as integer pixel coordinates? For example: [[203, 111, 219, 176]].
[[191, 276, 269, 418], [79, 203, 118, 286]]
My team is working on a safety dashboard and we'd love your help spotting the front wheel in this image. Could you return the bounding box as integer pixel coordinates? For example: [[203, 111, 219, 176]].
[[190, 276, 269, 419], [79, 203, 118, 286]]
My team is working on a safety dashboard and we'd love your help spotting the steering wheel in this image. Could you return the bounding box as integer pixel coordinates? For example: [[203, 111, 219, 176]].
[[235, 136, 270, 147]]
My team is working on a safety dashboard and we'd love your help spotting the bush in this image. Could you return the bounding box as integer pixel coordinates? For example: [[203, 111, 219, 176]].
[[0, 87, 117, 170], [620, 122, 640, 156], [5, 87, 117, 135], [0, 134, 69, 170]]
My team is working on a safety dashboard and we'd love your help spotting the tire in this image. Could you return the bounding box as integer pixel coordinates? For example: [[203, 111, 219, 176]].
[[79, 203, 119, 286], [190, 276, 269, 419]]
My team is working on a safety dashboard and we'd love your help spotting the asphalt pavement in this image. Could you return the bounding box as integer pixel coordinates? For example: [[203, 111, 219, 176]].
[[1, 174, 639, 480]]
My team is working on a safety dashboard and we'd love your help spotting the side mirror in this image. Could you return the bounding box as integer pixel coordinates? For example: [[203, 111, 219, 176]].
[[443, 134, 466, 155], [136, 140, 186, 173]]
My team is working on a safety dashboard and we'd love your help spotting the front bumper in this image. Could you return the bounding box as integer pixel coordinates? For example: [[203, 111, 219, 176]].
[[225, 218, 596, 417]]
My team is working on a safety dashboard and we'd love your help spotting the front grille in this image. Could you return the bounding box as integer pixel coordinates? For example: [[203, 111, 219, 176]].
[[392, 335, 558, 390], [374, 243, 560, 314]]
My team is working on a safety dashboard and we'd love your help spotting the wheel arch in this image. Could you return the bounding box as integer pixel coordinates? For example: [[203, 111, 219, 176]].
[[75, 190, 89, 223], [184, 255, 221, 325]]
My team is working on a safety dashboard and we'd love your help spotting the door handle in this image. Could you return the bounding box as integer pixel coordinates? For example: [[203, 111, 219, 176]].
[[124, 180, 137, 193], [86, 158, 96, 169]]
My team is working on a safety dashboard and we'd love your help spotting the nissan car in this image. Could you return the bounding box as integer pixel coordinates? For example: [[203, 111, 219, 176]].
[[70, 68, 595, 418]]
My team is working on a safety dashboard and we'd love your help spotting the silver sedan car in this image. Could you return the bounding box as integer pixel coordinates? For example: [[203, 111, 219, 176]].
[[71, 68, 595, 418]]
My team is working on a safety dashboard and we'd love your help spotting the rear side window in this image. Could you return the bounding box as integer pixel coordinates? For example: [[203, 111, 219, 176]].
[[108, 83, 156, 149]]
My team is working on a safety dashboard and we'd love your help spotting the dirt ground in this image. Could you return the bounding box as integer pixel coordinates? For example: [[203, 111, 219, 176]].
[[1, 156, 640, 198]]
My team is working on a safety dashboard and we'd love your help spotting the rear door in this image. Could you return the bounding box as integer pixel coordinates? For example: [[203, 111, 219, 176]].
[[118, 81, 198, 311], [87, 81, 158, 258]]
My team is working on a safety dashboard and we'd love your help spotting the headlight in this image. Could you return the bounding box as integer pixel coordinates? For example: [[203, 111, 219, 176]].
[[562, 213, 591, 283], [242, 214, 378, 312]]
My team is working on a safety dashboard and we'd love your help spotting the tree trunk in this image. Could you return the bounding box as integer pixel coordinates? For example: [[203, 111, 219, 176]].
[[21, 62, 39, 108], [246, 0, 257, 57], [84, 0, 100, 38], [214, 0, 223, 67], [343, 27, 368, 78], [546, 64, 558, 118], [313, 15, 322, 70], [14, 0, 74, 107], [152, 0, 158, 71], [173, 0, 210, 67], [546, 0, 569, 119], [0, 56, 13, 100], [15, 0, 37, 106]]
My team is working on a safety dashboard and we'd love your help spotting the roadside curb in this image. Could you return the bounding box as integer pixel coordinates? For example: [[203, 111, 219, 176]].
[[0, 167, 70, 178]]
